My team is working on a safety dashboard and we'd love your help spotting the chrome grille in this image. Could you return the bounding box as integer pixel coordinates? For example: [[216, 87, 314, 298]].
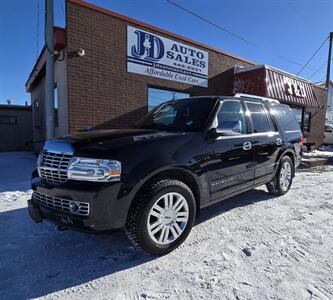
[[39, 150, 72, 185], [33, 191, 90, 216]]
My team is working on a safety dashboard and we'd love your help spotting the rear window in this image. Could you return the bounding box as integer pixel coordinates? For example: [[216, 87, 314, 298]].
[[272, 104, 301, 132]]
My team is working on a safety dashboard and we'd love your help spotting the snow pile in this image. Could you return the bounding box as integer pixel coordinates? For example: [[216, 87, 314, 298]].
[[0, 152, 332, 299], [303, 150, 333, 159]]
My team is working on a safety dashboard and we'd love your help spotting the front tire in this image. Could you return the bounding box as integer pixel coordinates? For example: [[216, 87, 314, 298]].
[[125, 179, 196, 256], [266, 156, 294, 195]]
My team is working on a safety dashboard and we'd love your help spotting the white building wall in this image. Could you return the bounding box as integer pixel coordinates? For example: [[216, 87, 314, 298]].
[[29, 51, 69, 152]]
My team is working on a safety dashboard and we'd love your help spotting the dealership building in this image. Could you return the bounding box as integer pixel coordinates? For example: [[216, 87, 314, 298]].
[[26, 0, 327, 149]]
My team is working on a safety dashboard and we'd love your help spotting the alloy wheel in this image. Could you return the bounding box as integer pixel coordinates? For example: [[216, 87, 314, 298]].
[[280, 161, 292, 191], [147, 192, 189, 246]]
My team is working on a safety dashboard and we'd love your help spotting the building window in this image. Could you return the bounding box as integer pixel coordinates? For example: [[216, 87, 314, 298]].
[[0, 115, 18, 125], [54, 85, 59, 127], [148, 87, 190, 111], [303, 111, 311, 132], [291, 107, 311, 132], [34, 99, 40, 127]]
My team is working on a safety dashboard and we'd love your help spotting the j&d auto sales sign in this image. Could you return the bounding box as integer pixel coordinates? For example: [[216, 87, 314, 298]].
[[127, 26, 209, 87]]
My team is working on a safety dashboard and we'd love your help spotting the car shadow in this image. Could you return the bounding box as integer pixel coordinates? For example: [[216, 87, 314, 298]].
[[197, 187, 274, 225], [0, 187, 275, 299]]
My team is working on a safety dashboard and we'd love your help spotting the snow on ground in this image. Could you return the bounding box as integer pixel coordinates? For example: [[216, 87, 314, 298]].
[[0, 152, 333, 300]]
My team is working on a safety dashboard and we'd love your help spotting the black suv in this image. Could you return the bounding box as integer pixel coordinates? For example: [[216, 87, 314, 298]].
[[28, 96, 302, 255]]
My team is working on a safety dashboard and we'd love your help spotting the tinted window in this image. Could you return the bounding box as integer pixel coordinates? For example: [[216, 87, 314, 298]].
[[246, 102, 272, 133], [272, 104, 301, 132], [136, 98, 216, 132], [217, 100, 246, 134], [292, 107, 302, 127]]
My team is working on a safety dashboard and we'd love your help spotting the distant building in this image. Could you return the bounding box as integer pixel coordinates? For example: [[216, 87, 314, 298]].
[[0, 105, 33, 151], [25, 0, 327, 149]]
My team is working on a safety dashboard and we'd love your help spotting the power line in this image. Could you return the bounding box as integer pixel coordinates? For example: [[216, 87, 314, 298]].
[[296, 36, 329, 75], [165, 0, 306, 67], [167, 0, 256, 47], [308, 61, 327, 80], [36, 0, 40, 60]]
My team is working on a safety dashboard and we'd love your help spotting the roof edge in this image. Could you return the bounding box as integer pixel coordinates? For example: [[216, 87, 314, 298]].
[[67, 0, 255, 65], [235, 64, 316, 84], [25, 27, 66, 92], [0, 104, 32, 109]]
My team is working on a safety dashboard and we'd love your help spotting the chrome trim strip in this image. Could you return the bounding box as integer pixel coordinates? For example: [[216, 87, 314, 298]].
[[285, 130, 302, 133], [33, 191, 90, 216], [39, 166, 68, 172], [216, 131, 279, 140], [38, 148, 73, 185]]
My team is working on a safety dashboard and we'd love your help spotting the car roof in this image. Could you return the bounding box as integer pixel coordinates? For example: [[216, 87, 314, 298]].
[[179, 95, 279, 105]]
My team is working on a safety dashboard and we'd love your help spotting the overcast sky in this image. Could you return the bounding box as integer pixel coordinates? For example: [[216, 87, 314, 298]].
[[0, 0, 332, 105]]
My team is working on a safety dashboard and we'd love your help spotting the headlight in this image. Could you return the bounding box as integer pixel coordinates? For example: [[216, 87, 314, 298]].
[[68, 157, 121, 182]]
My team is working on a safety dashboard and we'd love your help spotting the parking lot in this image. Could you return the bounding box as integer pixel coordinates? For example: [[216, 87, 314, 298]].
[[0, 152, 332, 300]]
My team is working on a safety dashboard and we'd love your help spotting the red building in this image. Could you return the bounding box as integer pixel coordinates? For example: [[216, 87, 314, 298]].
[[25, 0, 327, 149]]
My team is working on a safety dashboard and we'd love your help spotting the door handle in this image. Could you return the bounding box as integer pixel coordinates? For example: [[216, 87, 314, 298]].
[[243, 141, 252, 151], [276, 138, 283, 146]]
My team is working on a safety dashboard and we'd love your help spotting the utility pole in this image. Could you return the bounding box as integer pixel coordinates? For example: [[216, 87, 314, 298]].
[[45, 0, 55, 139], [325, 32, 333, 90]]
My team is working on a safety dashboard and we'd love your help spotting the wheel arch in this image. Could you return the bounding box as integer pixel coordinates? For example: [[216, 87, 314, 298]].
[[276, 149, 296, 176], [127, 167, 203, 218]]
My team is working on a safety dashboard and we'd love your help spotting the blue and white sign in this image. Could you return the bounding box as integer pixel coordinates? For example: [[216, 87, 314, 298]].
[[127, 26, 209, 87]]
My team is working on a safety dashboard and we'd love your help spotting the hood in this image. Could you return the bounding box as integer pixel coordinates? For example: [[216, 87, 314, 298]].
[[57, 128, 186, 154]]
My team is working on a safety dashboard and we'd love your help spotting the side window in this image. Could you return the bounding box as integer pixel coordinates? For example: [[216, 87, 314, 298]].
[[216, 100, 247, 134], [246, 102, 272, 133], [273, 104, 300, 132]]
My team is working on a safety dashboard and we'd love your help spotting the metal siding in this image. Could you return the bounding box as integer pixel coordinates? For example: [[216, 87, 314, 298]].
[[234, 66, 320, 108]]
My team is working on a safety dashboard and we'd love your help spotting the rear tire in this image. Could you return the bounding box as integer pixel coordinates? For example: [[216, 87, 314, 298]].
[[266, 156, 294, 195], [125, 179, 196, 256]]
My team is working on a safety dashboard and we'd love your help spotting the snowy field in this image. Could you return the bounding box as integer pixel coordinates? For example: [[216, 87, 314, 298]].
[[0, 152, 333, 300]]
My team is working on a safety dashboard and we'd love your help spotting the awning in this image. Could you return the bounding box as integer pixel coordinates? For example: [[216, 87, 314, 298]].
[[234, 65, 320, 108]]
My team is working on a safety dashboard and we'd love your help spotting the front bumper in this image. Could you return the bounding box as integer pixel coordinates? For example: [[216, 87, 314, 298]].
[[29, 177, 132, 232]]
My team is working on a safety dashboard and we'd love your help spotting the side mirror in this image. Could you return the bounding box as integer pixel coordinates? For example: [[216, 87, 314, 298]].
[[210, 120, 242, 137], [210, 127, 241, 137]]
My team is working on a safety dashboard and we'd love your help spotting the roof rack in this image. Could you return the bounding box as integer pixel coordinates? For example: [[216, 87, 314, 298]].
[[234, 93, 280, 104]]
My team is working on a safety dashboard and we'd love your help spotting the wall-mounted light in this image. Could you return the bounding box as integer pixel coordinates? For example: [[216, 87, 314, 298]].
[[77, 48, 85, 57]]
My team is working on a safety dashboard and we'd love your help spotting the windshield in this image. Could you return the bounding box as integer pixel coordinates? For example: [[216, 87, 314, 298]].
[[135, 98, 217, 132]]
